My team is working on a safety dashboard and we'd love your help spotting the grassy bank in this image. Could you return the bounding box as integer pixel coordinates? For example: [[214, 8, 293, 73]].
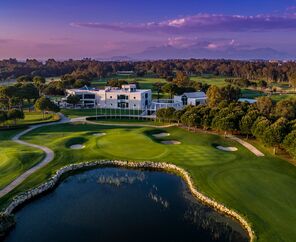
[[0, 130, 44, 189], [61, 108, 142, 118], [1, 123, 296, 241]]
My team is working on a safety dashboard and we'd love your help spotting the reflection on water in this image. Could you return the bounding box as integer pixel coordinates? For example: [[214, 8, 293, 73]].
[[5, 168, 248, 242]]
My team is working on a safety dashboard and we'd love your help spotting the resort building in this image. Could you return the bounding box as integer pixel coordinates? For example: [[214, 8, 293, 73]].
[[173, 92, 207, 106], [62, 84, 152, 110]]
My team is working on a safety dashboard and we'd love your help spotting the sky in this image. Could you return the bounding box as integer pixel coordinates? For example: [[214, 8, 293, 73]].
[[1, 0, 296, 60]]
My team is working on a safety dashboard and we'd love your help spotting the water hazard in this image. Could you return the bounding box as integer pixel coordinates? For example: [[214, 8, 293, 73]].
[[5, 168, 248, 242]]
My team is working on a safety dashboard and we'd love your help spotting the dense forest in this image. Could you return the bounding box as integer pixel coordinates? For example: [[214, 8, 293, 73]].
[[1, 58, 296, 83]]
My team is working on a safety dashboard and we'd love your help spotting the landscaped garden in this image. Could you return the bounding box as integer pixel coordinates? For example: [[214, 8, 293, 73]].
[[1, 122, 296, 242]]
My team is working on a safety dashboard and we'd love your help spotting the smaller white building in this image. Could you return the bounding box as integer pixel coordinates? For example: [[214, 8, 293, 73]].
[[174, 92, 207, 106]]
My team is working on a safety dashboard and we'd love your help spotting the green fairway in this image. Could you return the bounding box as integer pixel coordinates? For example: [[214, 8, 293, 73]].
[[0, 130, 44, 189], [91, 76, 167, 90], [270, 94, 296, 102], [191, 75, 229, 87], [1, 123, 296, 242]]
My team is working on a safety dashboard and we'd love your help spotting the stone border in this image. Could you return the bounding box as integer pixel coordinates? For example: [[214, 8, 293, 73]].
[[0, 160, 255, 242]]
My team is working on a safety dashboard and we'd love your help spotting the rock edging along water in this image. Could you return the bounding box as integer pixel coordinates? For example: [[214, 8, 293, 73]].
[[0, 160, 255, 242]]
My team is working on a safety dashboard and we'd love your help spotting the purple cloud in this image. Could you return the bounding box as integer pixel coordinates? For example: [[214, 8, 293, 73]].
[[71, 13, 296, 34], [166, 37, 238, 50]]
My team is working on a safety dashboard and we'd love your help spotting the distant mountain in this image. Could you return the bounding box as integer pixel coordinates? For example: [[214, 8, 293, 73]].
[[109, 56, 134, 61], [129, 45, 293, 60], [95, 56, 134, 62]]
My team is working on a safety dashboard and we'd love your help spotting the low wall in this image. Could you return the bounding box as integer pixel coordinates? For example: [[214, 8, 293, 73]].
[[0, 160, 255, 242]]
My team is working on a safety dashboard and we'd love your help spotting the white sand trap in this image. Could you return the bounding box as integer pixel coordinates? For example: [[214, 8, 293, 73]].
[[216, 146, 238, 152], [93, 133, 106, 137], [161, 140, 181, 145], [70, 144, 85, 149], [153, 133, 170, 138]]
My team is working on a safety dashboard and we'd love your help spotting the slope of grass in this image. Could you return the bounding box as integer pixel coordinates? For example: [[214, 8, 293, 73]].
[[0, 130, 44, 189], [61, 108, 142, 118], [1, 123, 296, 241], [19, 112, 60, 125]]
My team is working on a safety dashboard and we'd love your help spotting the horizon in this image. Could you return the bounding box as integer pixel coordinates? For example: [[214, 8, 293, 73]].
[[1, 0, 296, 60]]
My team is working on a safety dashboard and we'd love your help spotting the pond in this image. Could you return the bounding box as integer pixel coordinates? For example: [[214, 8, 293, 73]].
[[5, 168, 248, 242]]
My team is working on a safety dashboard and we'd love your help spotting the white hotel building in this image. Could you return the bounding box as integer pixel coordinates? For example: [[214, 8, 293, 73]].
[[62, 84, 152, 110]]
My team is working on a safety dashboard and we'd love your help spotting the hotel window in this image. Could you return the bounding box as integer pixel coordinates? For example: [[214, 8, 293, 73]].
[[84, 94, 95, 99]]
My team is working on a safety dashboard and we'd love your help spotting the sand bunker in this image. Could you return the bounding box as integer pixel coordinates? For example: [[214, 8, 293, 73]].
[[70, 144, 85, 149], [161, 140, 181, 145], [153, 133, 170, 138], [93, 133, 106, 137], [216, 146, 238, 152]]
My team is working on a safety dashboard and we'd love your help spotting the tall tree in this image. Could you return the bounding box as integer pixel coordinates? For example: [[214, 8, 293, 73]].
[[66, 95, 80, 107], [283, 130, 296, 159], [275, 99, 296, 120], [206, 85, 223, 108], [0, 111, 7, 126], [256, 96, 273, 117], [251, 116, 271, 140], [173, 71, 193, 87], [263, 118, 289, 154], [35, 96, 60, 119], [162, 83, 178, 99], [152, 82, 164, 102], [7, 109, 24, 125], [239, 110, 259, 138], [288, 71, 296, 91]]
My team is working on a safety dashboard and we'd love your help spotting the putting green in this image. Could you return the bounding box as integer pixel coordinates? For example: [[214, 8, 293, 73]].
[[96, 129, 168, 159], [1, 123, 296, 242]]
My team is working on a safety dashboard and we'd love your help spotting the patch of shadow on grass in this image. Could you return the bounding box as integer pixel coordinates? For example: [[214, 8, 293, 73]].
[[65, 137, 88, 148]]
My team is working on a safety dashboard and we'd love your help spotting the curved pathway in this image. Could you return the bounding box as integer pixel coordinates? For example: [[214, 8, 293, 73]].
[[227, 135, 264, 157], [70, 116, 178, 128], [0, 114, 263, 199], [0, 115, 69, 198]]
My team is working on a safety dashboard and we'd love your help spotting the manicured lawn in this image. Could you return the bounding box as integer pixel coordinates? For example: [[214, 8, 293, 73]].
[[191, 75, 229, 87], [270, 94, 296, 102], [0, 130, 44, 189], [91, 75, 167, 90], [1, 123, 296, 241], [88, 117, 168, 126], [61, 108, 142, 118], [18, 111, 60, 125], [3, 111, 60, 127]]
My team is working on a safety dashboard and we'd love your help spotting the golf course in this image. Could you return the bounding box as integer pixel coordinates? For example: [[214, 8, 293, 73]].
[[1, 120, 296, 242]]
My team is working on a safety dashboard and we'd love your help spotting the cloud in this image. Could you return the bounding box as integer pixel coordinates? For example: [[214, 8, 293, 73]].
[[71, 12, 296, 34], [286, 6, 296, 11], [166, 37, 238, 50]]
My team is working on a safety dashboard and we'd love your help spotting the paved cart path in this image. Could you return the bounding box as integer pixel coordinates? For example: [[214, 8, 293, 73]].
[[227, 135, 265, 157], [0, 115, 69, 198]]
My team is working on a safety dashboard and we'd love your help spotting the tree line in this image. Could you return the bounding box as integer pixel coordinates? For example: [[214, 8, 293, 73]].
[[156, 86, 296, 158], [2, 58, 296, 85], [0, 77, 60, 127]]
